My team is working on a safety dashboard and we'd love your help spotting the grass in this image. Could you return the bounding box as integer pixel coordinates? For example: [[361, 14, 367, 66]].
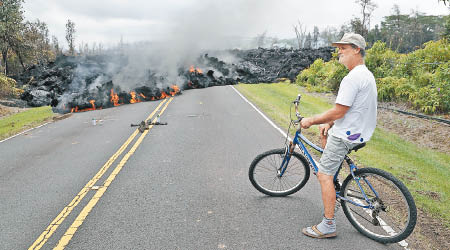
[[0, 106, 55, 140], [236, 82, 450, 227]]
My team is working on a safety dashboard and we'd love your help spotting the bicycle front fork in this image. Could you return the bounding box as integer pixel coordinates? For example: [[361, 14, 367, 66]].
[[278, 142, 296, 177]]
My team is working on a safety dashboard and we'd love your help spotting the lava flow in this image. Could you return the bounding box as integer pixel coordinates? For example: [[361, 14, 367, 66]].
[[68, 85, 181, 113]]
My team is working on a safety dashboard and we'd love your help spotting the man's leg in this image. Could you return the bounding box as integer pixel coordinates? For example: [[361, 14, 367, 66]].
[[302, 135, 345, 238], [317, 172, 335, 219], [302, 171, 338, 238]]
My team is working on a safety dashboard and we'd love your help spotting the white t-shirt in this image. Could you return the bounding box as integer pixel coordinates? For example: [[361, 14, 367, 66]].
[[329, 64, 377, 143]]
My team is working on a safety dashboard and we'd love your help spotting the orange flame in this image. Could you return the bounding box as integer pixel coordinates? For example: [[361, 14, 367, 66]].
[[89, 100, 96, 109], [110, 89, 120, 106], [160, 91, 169, 99], [130, 91, 141, 104], [170, 85, 180, 96], [71, 100, 97, 113], [189, 65, 203, 74], [139, 93, 146, 99]]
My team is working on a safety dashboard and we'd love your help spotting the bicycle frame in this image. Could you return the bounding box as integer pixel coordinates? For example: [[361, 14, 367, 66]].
[[281, 124, 379, 210], [248, 95, 416, 243]]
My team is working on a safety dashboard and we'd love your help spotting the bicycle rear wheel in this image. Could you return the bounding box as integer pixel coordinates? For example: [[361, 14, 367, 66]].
[[340, 168, 417, 243], [249, 148, 310, 197]]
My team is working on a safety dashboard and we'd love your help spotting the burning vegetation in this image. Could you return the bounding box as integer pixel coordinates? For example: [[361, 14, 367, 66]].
[[16, 47, 332, 113]]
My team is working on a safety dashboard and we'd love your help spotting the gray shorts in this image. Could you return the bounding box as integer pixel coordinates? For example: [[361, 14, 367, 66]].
[[318, 135, 360, 176]]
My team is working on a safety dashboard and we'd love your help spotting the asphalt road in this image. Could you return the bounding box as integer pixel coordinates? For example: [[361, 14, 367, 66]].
[[0, 86, 403, 250]]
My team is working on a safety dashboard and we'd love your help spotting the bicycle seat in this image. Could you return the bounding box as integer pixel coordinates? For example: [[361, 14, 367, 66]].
[[350, 142, 366, 153]]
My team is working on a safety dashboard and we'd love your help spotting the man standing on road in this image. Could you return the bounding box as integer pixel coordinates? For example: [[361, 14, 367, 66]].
[[299, 33, 377, 238]]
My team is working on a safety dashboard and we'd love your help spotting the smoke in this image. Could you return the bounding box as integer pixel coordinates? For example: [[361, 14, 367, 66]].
[[104, 0, 280, 90], [58, 0, 283, 108]]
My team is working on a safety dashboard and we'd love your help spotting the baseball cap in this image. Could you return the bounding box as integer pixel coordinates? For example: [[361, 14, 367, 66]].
[[332, 33, 366, 50]]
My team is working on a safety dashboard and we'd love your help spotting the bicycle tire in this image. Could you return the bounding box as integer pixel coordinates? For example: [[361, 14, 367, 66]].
[[249, 148, 310, 197], [340, 168, 417, 243]]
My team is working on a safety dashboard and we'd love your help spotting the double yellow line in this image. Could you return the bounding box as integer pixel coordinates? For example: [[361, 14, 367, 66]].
[[29, 98, 173, 250]]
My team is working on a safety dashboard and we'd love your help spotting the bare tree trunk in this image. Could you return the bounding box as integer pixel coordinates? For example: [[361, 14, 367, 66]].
[[15, 49, 26, 71], [2, 48, 8, 75], [293, 20, 307, 49]]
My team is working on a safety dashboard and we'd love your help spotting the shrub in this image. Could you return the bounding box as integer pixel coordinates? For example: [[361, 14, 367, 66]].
[[296, 58, 347, 93], [0, 73, 22, 98], [365, 41, 403, 78], [295, 39, 450, 114]]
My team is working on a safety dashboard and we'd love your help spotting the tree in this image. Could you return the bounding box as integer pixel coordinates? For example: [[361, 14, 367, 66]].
[[65, 19, 76, 55], [338, 23, 352, 39], [350, 17, 367, 36], [32, 20, 52, 64], [355, 0, 378, 37], [376, 6, 446, 52], [379, 5, 408, 51], [313, 26, 319, 48], [52, 35, 61, 55], [319, 26, 340, 46], [293, 20, 307, 48], [366, 24, 381, 46], [18, 19, 55, 68], [304, 32, 312, 48], [443, 15, 450, 39], [0, 0, 25, 75]]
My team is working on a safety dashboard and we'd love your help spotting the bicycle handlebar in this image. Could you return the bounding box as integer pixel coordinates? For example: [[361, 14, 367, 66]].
[[292, 94, 303, 124]]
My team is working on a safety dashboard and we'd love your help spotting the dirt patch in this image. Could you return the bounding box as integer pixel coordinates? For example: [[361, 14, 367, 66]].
[[0, 103, 29, 118], [377, 106, 450, 154], [407, 209, 450, 250], [52, 113, 72, 121]]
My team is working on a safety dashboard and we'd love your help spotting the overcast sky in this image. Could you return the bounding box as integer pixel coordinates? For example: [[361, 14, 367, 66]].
[[23, 0, 449, 49]]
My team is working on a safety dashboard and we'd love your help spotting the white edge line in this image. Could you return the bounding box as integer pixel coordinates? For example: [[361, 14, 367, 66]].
[[230, 85, 290, 140], [231, 85, 409, 250], [352, 196, 410, 250], [230, 85, 317, 164], [0, 122, 50, 143]]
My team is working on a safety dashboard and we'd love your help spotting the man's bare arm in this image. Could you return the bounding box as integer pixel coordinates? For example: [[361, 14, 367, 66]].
[[301, 104, 350, 129]]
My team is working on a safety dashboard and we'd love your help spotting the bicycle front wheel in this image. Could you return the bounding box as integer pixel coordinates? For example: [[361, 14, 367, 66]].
[[340, 168, 417, 243], [249, 148, 310, 197]]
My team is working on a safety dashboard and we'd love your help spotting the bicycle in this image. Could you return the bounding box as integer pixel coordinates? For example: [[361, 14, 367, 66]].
[[248, 94, 417, 243]]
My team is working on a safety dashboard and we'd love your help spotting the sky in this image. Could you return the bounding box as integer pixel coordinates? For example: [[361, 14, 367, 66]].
[[23, 0, 449, 49]]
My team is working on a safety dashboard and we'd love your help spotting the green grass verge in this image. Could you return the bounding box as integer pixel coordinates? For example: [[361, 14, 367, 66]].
[[236, 82, 450, 227], [0, 106, 55, 140]]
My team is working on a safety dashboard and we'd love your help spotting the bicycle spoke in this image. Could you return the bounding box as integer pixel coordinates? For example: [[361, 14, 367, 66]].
[[255, 163, 277, 173], [266, 156, 279, 171], [341, 168, 416, 243], [249, 149, 310, 196], [346, 189, 369, 200], [349, 206, 375, 224]]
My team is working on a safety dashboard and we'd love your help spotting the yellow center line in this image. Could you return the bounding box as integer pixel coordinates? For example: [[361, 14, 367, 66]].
[[54, 97, 174, 249], [28, 99, 168, 250]]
